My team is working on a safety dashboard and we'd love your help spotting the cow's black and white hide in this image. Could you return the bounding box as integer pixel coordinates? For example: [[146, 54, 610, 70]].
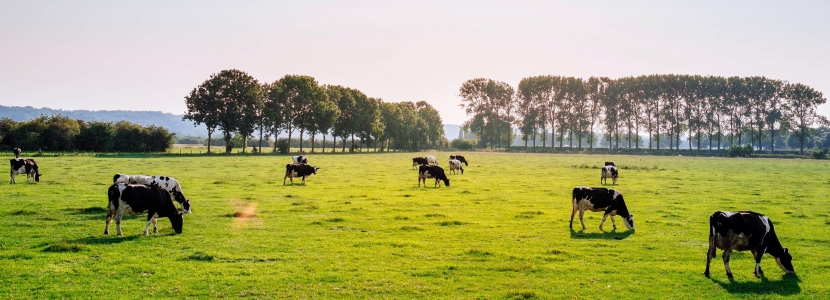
[[284, 164, 319, 185], [450, 155, 469, 166], [601, 165, 618, 185], [570, 186, 634, 231], [13, 147, 21, 158], [705, 211, 795, 278], [10, 158, 40, 184], [292, 155, 308, 165], [113, 174, 191, 214], [412, 157, 429, 169], [604, 161, 616, 167], [418, 165, 450, 187], [449, 159, 464, 175], [105, 183, 183, 236]]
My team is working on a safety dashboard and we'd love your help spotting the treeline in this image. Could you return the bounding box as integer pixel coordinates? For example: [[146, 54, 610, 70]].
[[183, 69, 445, 153], [460, 75, 827, 154], [0, 115, 175, 152]]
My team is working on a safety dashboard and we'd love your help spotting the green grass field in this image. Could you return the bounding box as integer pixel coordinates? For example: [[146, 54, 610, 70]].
[[1, 152, 828, 299]]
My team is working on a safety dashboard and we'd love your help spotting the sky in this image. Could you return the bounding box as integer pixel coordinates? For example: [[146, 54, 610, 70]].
[[1, 0, 828, 125]]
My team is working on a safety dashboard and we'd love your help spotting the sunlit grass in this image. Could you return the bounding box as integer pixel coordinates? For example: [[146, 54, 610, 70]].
[[0, 152, 827, 298]]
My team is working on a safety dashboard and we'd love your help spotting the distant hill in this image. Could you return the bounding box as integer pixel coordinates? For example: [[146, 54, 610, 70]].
[[0, 105, 460, 141]]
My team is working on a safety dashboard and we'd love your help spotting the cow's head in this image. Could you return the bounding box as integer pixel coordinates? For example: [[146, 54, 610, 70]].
[[173, 191, 192, 214], [622, 214, 635, 231], [776, 248, 795, 274], [34, 173, 41, 182], [169, 212, 183, 234], [312, 166, 320, 174], [442, 178, 450, 187]]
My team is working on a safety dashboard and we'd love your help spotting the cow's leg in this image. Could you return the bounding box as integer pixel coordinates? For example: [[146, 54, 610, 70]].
[[104, 210, 114, 235], [613, 177, 617, 185], [152, 215, 159, 233], [115, 214, 124, 236], [723, 249, 733, 278], [143, 213, 154, 236], [752, 249, 764, 277], [434, 178, 439, 187], [283, 175, 287, 185], [10, 172, 14, 184], [302, 176, 306, 185], [578, 209, 587, 230], [569, 200, 577, 229], [610, 215, 617, 230], [705, 236, 717, 277]]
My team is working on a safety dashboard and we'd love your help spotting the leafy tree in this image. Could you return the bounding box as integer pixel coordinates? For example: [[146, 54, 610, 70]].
[[274, 75, 323, 153], [785, 83, 827, 154]]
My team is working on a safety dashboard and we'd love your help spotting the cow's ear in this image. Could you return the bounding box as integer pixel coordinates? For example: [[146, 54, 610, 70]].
[[785, 248, 789, 253]]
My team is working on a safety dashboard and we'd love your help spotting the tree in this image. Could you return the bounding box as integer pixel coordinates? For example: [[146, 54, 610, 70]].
[[329, 85, 357, 152], [184, 73, 224, 154], [274, 75, 323, 153], [785, 83, 827, 154]]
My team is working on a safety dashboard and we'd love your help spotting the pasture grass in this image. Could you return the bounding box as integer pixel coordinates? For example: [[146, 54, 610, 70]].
[[1, 152, 828, 298]]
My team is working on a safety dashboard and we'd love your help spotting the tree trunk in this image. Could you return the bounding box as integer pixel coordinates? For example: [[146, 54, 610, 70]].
[[311, 133, 315, 153], [299, 130, 304, 153], [323, 134, 327, 153], [207, 130, 213, 154], [224, 132, 232, 154], [350, 134, 355, 153]]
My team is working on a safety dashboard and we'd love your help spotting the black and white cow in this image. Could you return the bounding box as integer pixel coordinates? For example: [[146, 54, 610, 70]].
[[450, 155, 469, 166], [292, 155, 308, 165], [604, 161, 616, 167], [113, 174, 191, 214], [705, 211, 795, 278], [412, 157, 429, 169], [418, 165, 450, 187], [601, 165, 618, 185], [570, 186, 634, 231], [10, 158, 40, 184], [449, 159, 464, 175], [284, 164, 319, 185], [105, 183, 183, 236], [13, 147, 21, 158]]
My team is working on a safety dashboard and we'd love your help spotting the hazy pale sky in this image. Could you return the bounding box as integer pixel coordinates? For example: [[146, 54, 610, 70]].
[[1, 1, 828, 125]]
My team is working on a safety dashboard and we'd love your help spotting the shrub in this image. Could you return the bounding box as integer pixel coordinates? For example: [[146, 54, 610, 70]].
[[276, 138, 290, 154], [728, 144, 754, 157], [451, 139, 474, 150], [811, 148, 828, 159]]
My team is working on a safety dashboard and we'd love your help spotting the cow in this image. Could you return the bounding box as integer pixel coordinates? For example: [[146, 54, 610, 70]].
[[13, 147, 21, 158], [450, 155, 469, 166], [418, 165, 450, 187], [113, 174, 191, 214], [412, 157, 429, 169], [601, 165, 618, 185], [284, 164, 319, 185], [10, 158, 40, 184], [425, 155, 438, 165], [570, 186, 634, 231], [705, 211, 795, 278], [604, 161, 616, 167], [292, 155, 308, 165], [105, 183, 183, 236], [449, 159, 464, 175]]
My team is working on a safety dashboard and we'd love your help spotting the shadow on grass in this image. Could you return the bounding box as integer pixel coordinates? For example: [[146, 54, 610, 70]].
[[569, 229, 634, 240], [69, 235, 142, 245], [711, 273, 801, 295]]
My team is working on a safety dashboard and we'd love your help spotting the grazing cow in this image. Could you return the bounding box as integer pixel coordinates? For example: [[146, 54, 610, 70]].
[[604, 161, 615, 167], [113, 174, 191, 214], [449, 159, 464, 175], [292, 155, 308, 164], [705, 211, 795, 278], [412, 157, 429, 169], [13, 148, 21, 158], [601, 165, 618, 185], [418, 165, 450, 187], [9, 158, 40, 184], [450, 155, 469, 166], [425, 155, 438, 165], [105, 183, 183, 236], [284, 164, 319, 185], [570, 186, 634, 231]]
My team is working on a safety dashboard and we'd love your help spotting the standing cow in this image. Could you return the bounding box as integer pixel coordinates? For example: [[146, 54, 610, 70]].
[[601, 165, 618, 185], [105, 183, 183, 236], [292, 155, 308, 164], [284, 164, 319, 185], [418, 165, 450, 187], [449, 159, 464, 175], [570, 186, 634, 231], [10, 158, 40, 184], [705, 211, 795, 278], [412, 157, 429, 169]]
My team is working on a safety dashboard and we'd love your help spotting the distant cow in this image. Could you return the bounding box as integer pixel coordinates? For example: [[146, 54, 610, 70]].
[[418, 165, 450, 187], [449, 159, 464, 175], [13, 148, 21, 158], [113, 174, 191, 214], [10, 158, 40, 184], [284, 164, 319, 185], [601, 165, 618, 185], [570, 186, 634, 231], [292, 155, 308, 164], [705, 211, 795, 278], [425, 155, 437, 165], [604, 161, 615, 167], [105, 183, 183, 236], [450, 155, 469, 166], [412, 157, 429, 169]]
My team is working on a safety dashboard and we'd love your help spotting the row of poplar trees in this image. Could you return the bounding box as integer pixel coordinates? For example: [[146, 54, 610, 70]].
[[459, 75, 827, 154], [184, 69, 444, 153]]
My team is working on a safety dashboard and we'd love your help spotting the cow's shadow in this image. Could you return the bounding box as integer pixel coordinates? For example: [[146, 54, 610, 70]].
[[710, 273, 800, 295], [569, 228, 633, 240], [70, 235, 142, 245]]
